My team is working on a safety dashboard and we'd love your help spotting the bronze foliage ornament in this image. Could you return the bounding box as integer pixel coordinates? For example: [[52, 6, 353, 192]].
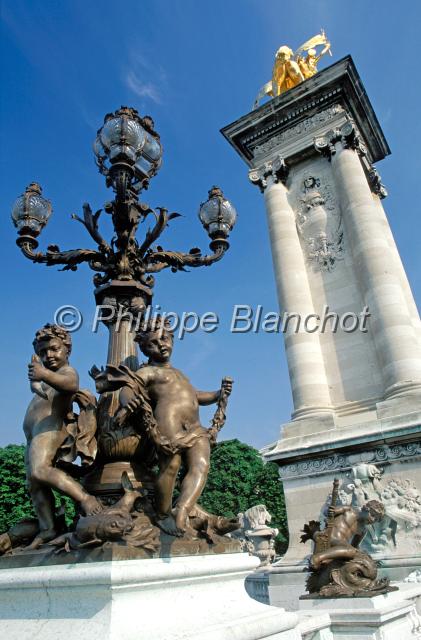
[[12, 107, 237, 300]]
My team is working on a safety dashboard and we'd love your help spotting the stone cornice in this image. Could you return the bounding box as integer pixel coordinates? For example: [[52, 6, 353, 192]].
[[276, 441, 421, 480], [221, 55, 390, 168]]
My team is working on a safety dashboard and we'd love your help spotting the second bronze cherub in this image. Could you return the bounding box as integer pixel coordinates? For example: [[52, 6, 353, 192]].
[[92, 316, 233, 537]]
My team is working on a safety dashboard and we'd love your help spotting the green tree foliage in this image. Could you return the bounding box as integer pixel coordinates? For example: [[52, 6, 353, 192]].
[[0, 444, 75, 533], [0, 440, 288, 553], [199, 439, 289, 553], [0, 445, 33, 532]]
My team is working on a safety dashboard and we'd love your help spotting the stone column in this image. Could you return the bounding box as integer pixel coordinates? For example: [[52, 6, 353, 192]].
[[372, 196, 421, 346], [250, 158, 333, 419], [331, 128, 421, 398]]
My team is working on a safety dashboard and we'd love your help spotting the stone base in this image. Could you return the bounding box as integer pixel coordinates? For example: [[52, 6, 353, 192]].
[[264, 555, 421, 611], [298, 583, 421, 639], [0, 532, 242, 570], [0, 553, 307, 640], [262, 401, 421, 605]]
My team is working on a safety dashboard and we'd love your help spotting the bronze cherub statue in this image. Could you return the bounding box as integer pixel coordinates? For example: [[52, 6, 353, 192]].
[[91, 315, 234, 538], [300, 479, 397, 598]]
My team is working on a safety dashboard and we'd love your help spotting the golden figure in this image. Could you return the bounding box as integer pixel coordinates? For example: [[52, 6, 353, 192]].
[[295, 31, 332, 80], [271, 46, 304, 96], [253, 30, 332, 109]]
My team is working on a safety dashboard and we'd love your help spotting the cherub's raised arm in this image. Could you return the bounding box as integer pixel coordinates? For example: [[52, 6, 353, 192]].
[[197, 377, 233, 406], [28, 362, 79, 394], [119, 385, 137, 408], [113, 368, 151, 427], [196, 390, 220, 406]]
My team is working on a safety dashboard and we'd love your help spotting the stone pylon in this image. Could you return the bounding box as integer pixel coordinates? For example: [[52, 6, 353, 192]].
[[222, 56, 421, 606]]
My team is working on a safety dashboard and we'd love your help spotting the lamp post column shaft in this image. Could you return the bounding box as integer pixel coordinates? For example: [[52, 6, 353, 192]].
[[106, 320, 139, 369]]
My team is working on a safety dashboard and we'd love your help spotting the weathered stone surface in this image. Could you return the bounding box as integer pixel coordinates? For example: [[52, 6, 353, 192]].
[[0, 554, 304, 640], [222, 54, 421, 609]]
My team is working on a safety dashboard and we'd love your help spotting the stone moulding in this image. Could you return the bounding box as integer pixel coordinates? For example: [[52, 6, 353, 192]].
[[278, 442, 421, 480], [221, 55, 390, 167], [253, 104, 345, 158], [0, 554, 304, 640]]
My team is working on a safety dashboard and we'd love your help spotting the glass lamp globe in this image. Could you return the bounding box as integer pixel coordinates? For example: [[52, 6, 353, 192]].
[[11, 183, 52, 237], [198, 186, 237, 241], [93, 107, 162, 185]]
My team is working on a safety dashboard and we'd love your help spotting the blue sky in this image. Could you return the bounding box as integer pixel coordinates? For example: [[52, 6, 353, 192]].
[[1, 0, 420, 450]]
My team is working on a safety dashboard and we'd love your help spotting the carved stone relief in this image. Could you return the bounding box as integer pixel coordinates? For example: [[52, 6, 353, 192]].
[[319, 463, 421, 556], [230, 505, 279, 567], [277, 442, 421, 479], [293, 171, 344, 272], [253, 104, 345, 158]]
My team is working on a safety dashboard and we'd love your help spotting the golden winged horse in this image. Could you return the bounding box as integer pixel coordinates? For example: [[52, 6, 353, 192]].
[[253, 30, 332, 109]]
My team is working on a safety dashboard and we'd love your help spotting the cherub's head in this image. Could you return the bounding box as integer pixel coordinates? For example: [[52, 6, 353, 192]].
[[360, 500, 385, 524], [135, 316, 174, 364], [33, 324, 72, 371]]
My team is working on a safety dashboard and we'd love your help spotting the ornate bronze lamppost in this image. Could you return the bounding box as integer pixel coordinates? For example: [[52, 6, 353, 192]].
[[11, 106, 237, 494]]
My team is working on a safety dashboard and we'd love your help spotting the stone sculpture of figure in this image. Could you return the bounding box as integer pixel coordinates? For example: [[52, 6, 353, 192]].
[[351, 463, 383, 497], [347, 479, 368, 508], [242, 505, 279, 567], [24, 324, 102, 548], [271, 46, 304, 96], [93, 317, 232, 537]]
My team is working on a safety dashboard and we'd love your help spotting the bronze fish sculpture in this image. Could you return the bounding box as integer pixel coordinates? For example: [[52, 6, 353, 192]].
[[50, 472, 147, 550]]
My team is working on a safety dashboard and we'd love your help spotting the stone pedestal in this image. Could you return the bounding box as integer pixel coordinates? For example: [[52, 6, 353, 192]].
[[298, 583, 421, 639], [0, 553, 307, 640], [222, 55, 421, 601]]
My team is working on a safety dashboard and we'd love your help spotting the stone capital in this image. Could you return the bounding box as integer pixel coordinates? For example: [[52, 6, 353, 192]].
[[314, 122, 387, 198], [314, 130, 339, 160], [340, 120, 368, 155], [248, 156, 289, 192], [313, 120, 369, 161]]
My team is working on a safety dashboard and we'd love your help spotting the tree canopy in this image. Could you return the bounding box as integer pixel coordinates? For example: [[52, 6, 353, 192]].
[[199, 439, 288, 553], [0, 444, 75, 532], [0, 439, 288, 553], [0, 445, 33, 532]]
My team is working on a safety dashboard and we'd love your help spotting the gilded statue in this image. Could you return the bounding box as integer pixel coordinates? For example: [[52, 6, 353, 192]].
[[253, 30, 331, 109]]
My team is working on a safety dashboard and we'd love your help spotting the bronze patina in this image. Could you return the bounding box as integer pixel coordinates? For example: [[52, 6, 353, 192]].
[[300, 479, 397, 598], [2, 108, 239, 565]]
